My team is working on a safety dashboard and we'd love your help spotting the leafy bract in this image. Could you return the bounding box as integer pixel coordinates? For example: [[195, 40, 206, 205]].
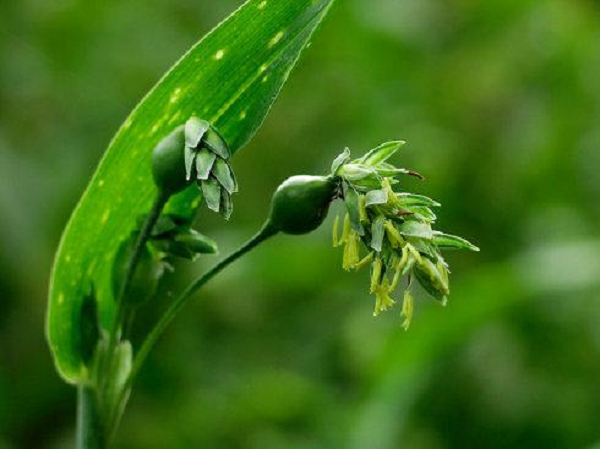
[[47, 0, 336, 383]]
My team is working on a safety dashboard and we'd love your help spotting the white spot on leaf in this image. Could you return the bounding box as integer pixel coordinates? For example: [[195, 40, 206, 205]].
[[215, 49, 225, 60], [258, 1, 267, 9], [102, 209, 111, 224], [269, 31, 285, 48], [170, 87, 182, 104]]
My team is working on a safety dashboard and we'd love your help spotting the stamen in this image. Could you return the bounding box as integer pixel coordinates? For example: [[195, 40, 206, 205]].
[[406, 243, 423, 265], [341, 214, 351, 244], [384, 221, 404, 248], [373, 277, 395, 316], [359, 194, 368, 223], [381, 178, 399, 207], [401, 290, 414, 331], [370, 256, 382, 293], [390, 247, 408, 292], [354, 251, 374, 270], [342, 232, 360, 271]]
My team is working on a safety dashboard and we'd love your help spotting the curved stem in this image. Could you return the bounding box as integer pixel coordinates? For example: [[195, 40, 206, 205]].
[[131, 221, 277, 389]]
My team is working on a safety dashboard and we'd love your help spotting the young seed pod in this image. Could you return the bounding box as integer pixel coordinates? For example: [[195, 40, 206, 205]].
[[268, 175, 338, 235], [151, 126, 190, 196]]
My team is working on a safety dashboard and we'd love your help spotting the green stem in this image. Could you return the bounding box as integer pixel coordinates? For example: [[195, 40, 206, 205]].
[[99, 191, 168, 441], [77, 386, 105, 449], [130, 221, 277, 391], [108, 193, 168, 349]]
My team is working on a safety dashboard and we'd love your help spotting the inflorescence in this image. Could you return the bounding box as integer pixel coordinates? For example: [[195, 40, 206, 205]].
[[330, 142, 479, 330]]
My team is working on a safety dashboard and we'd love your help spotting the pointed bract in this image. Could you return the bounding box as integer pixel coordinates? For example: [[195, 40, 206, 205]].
[[213, 158, 236, 194], [361, 141, 405, 166], [184, 117, 210, 148], [195, 149, 217, 180], [201, 178, 221, 212], [432, 231, 480, 251]]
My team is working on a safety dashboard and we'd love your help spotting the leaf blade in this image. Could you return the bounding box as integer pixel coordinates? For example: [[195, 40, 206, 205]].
[[47, 0, 337, 383]]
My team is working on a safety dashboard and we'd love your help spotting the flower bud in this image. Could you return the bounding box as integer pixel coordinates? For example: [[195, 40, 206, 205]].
[[268, 175, 338, 235], [151, 126, 190, 196]]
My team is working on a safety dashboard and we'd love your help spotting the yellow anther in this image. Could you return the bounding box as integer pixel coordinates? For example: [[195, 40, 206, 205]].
[[341, 214, 351, 244], [437, 259, 449, 286], [381, 178, 399, 207], [401, 290, 414, 331], [354, 251, 374, 270], [342, 231, 360, 271], [332, 215, 340, 247], [370, 256, 383, 293], [406, 243, 423, 265], [384, 221, 404, 248], [373, 277, 395, 316], [359, 194, 368, 223], [390, 247, 408, 292]]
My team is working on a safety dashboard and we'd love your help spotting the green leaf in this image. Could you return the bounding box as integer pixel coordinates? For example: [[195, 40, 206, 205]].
[[47, 0, 337, 383], [432, 231, 480, 252]]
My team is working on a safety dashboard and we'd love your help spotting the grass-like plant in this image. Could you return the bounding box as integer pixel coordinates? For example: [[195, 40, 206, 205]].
[[46, 1, 477, 447]]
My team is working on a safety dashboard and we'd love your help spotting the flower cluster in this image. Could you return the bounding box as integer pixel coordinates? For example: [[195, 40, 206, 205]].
[[183, 118, 237, 219], [331, 142, 479, 329]]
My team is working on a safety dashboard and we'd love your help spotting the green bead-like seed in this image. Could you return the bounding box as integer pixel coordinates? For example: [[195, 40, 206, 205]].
[[151, 126, 190, 195], [269, 175, 338, 235]]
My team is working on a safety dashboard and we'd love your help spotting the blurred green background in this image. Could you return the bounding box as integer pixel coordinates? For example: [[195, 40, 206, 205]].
[[2, 0, 600, 447]]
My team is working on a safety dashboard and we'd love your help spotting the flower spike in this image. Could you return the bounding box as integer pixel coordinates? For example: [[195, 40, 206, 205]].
[[330, 141, 478, 327]]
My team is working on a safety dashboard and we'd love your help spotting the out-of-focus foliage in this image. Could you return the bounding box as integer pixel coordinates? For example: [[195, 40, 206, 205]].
[[1, 0, 600, 447]]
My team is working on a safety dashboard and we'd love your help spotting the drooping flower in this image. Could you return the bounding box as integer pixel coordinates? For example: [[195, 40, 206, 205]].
[[330, 141, 479, 329]]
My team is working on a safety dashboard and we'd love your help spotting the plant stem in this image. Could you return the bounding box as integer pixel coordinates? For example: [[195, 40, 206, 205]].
[[130, 221, 278, 390], [77, 386, 105, 449], [99, 192, 168, 440], [108, 193, 168, 350]]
